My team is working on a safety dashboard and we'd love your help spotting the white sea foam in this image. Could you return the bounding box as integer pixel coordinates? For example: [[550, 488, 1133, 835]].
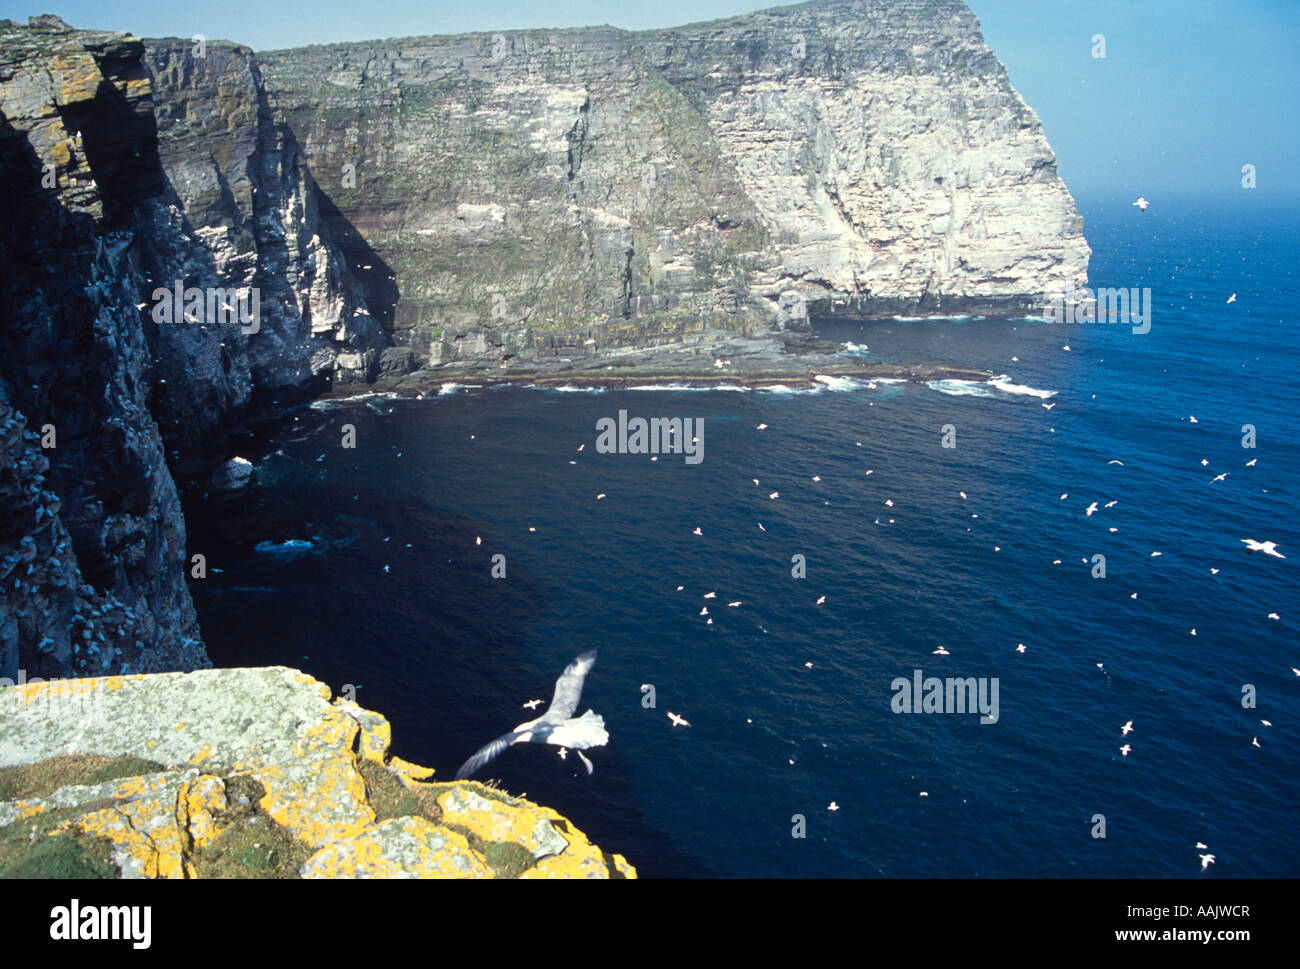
[[761, 384, 823, 395], [926, 379, 996, 398], [626, 382, 748, 392], [926, 376, 1058, 400], [254, 539, 315, 556], [987, 375, 1057, 399], [309, 391, 403, 411], [814, 374, 870, 392], [537, 384, 607, 393], [889, 314, 979, 322]]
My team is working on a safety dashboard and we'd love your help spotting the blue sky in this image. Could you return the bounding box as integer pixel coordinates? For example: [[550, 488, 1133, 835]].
[[4, 0, 1296, 200]]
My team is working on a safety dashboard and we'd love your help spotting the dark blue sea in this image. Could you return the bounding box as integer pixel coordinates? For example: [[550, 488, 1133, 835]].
[[188, 195, 1299, 877]]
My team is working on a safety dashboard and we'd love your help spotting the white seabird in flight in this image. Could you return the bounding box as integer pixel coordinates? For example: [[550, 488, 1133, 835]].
[[1133, 197, 1149, 211], [667, 712, 691, 727], [455, 650, 608, 779], [1241, 539, 1285, 558]]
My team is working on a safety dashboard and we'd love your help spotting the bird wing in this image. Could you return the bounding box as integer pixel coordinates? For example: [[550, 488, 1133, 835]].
[[539, 649, 597, 723], [455, 731, 519, 780]]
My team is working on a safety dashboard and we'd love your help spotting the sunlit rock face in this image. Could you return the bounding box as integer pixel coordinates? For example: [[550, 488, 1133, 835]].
[[0, 667, 637, 879], [258, 0, 1088, 365]]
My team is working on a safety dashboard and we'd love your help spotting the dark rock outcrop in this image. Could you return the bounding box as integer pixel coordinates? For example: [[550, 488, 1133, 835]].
[[0, 18, 382, 679]]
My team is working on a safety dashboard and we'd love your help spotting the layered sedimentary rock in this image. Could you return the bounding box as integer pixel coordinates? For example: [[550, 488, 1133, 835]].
[[0, 666, 635, 878], [258, 0, 1089, 368], [0, 17, 383, 679]]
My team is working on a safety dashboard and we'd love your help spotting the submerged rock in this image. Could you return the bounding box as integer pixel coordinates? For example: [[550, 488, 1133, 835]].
[[210, 457, 254, 495]]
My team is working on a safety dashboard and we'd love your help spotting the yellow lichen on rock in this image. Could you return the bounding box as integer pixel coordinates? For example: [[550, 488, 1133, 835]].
[[333, 700, 391, 764], [177, 775, 227, 851], [386, 755, 435, 782], [300, 817, 491, 878], [250, 750, 375, 848], [57, 775, 190, 879], [436, 786, 570, 859], [1, 666, 635, 878], [49, 52, 101, 105]]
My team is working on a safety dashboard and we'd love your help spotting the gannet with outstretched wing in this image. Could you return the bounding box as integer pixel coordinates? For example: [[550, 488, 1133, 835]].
[[455, 650, 608, 779]]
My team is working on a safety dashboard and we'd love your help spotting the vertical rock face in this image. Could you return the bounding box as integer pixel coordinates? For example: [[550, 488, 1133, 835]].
[[0, 19, 205, 679], [140, 37, 387, 429], [257, 0, 1089, 366], [0, 17, 382, 679]]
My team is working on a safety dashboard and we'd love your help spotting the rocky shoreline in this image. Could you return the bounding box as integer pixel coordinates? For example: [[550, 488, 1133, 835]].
[[345, 331, 996, 396]]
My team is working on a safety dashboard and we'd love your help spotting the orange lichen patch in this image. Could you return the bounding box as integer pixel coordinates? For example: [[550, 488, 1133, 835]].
[[107, 772, 173, 801], [53, 773, 203, 879], [228, 751, 267, 773], [174, 722, 187, 732], [609, 853, 636, 878], [387, 756, 435, 783], [355, 713, 392, 765], [14, 802, 47, 821], [292, 708, 358, 758], [46, 138, 72, 167], [58, 786, 188, 880], [292, 673, 331, 701], [56, 808, 157, 877], [49, 53, 101, 104], [10, 677, 97, 707], [149, 823, 186, 879], [436, 786, 570, 860], [331, 701, 393, 765], [300, 817, 491, 878], [518, 833, 622, 879], [121, 76, 151, 100], [176, 775, 227, 852], [250, 750, 374, 848], [188, 743, 217, 768]]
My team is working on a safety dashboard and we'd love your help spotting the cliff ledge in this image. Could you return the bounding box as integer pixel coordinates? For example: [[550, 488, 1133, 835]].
[[0, 666, 635, 878]]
